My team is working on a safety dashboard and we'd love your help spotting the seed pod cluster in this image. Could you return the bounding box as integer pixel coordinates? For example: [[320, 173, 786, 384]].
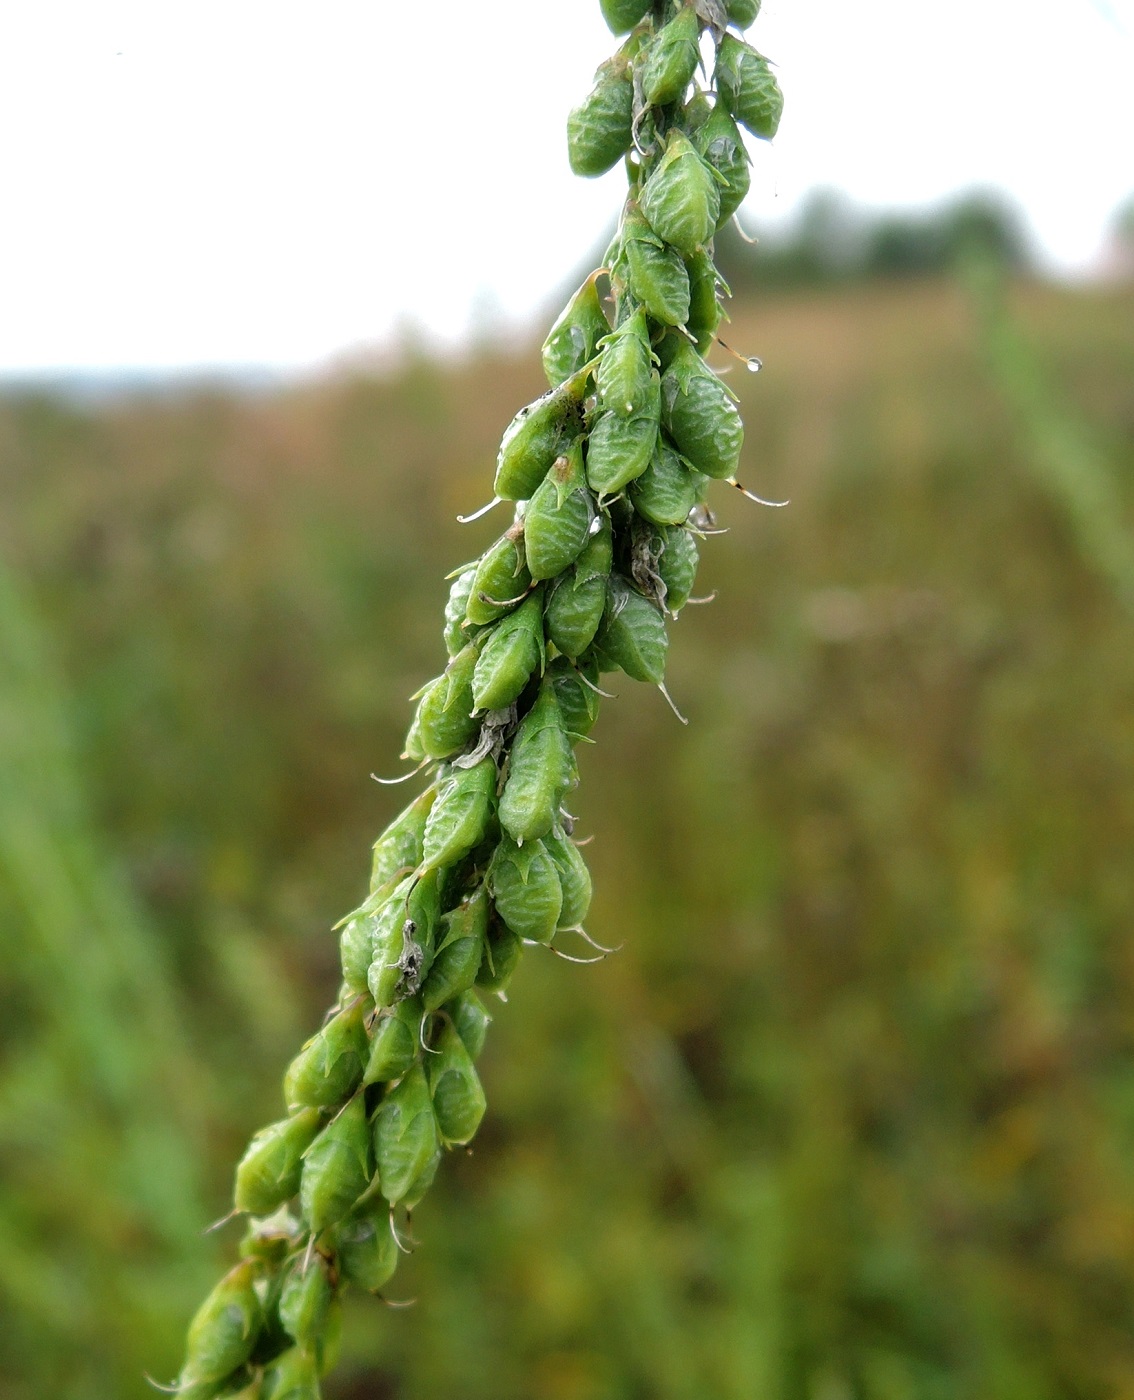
[[175, 3, 781, 1392]]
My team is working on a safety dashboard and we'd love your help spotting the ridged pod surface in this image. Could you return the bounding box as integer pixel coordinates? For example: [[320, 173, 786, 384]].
[[173, 2, 783, 1392]]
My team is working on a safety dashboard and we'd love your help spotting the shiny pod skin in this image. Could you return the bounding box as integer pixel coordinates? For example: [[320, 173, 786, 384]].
[[494, 376, 586, 502], [489, 837, 563, 944], [465, 522, 531, 627], [600, 0, 651, 33], [641, 7, 701, 107], [421, 886, 489, 1011], [657, 525, 700, 613], [543, 829, 594, 929], [427, 1020, 487, 1146], [419, 758, 497, 875], [567, 55, 634, 177], [299, 1091, 372, 1236], [332, 1200, 400, 1293], [715, 34, 783, 140], [369, 786, 435, 892], [618, 205, 691, 326], [685, 249, 724, 354], [411, 642, 480, 760], [630, 433, 707, 525], [450, 989, 492, 1060], [471, 590, 545, 712], [640, 130, 722, 256], [660, 335, 744, 480], [544, 514, 612, 658], [233, 1107, 323, 1217], [726, 0, 761, 24], [585, 372, 661, 497], [596, 307, 655, 417], [499, 681, 577, 845], [363, 996, 422, 1085], [283, 998, 369, 1110], [524, 440, 595, 581], [371, 1062, 440, 1207], [475, 913, 524, 994], [542, 273, 610, 387], [178, 1260, 263, 1390], [547, 655, 602, 740], [595, 575, 669, 684], [695, 103, 751, 227], [443, 567, 476, 657]]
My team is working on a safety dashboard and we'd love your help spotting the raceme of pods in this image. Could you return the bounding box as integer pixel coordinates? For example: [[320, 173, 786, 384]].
[[172, 2, 782, 1394]]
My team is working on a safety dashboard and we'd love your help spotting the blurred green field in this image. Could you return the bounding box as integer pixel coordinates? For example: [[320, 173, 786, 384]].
[[2, 272, 1133, 1400]]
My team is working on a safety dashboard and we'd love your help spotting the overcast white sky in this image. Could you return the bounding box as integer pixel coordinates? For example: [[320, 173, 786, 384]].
[[1, 0, 1131, 374]]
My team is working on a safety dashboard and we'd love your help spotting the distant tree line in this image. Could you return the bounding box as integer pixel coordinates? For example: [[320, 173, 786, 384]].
[[715, 188, 1033, 293]]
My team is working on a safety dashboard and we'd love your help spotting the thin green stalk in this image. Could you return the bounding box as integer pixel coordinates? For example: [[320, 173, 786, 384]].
[[171, 3, 783, 1394]]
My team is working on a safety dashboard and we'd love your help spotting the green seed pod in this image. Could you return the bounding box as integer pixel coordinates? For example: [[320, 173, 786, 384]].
[[401, 708, 425, 763], [543, 512, 612, 658], [260, 1347, 321, 1400], [726, 0, 761, 24], [368, 871, 441, 1009], [660, 334, 743, 479], [239, 1214, 297, 1267], [658, 525, 700, 613], [585, 372, 661, 497], [412, 642, 480, 760], [332, 1200, 399, 1293], [466, 522, 531, 627], [545, 570, 607, 659], [685, 249, 724, 354], [363, 996, 422, 1085], [683, 90, 713, 133], [422, 886, 490, 1012], [499, 680, 577, 845], [629, 433, 708, 525], [596, 307, 655, 417], [299, 1092, 372, 1235], [640, 129, 722, 255], [715, 34, 783, 140], [620, 206, 691, 325], [641, 6, 700, 107], [694, 102, 751, 226], [443, 567, 477, 657], [283, 999, 370, 1111], [596, 575, 669, 684], [179, 1261, 264, 1389], [489, 837, 563, 945], [600, 0, 651, 33], [547, 655, 601, 740], [340, 881, 397, 994], [524, 440, 596, 581], [542, 273, 610, 387], [278, 1253, 333, 1351], [372, 1063, 440, 1207], [567, 54, 634, 177], [475, 912, 524, 994], [494, 374, 586, 503], [544, 830, 594, 929], [369, 787, 436, 893], [419, 758, 497, 875], [471, 590, 544, 713], [427, 1020, 487, 1147], [450, 989, 492, 1060], [234, 1108, 323, 1217]]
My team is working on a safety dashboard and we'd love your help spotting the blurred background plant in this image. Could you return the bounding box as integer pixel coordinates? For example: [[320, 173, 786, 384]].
[[2, 198, 1134, 1398]]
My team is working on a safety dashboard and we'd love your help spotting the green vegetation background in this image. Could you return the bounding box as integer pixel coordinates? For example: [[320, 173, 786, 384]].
[[2, 264, 1133, 1400]]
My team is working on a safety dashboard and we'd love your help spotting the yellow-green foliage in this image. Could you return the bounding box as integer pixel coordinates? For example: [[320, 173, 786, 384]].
[[1, 275, 1133, 1397]]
